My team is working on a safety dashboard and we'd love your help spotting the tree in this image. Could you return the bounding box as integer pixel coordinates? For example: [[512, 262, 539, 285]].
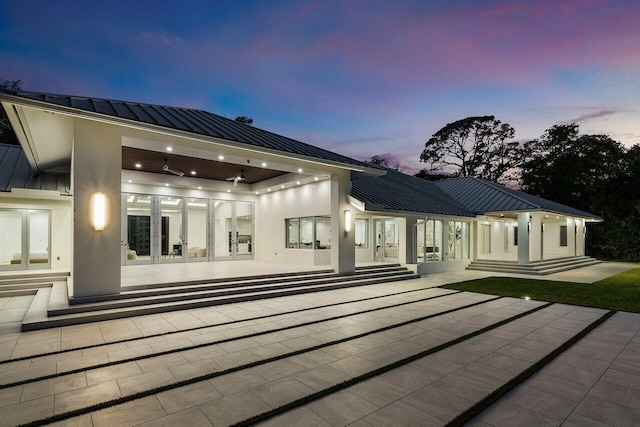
[[420, 115, 520, 183], [414, 169, 451, 181], [234, 116, 253, 125], [519, 123, 639, 260], [0, 79, 22, 145], [364, 154, 402, 171]]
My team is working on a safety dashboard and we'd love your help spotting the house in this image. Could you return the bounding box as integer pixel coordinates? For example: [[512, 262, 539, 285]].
[[0, 91, 602, 304]]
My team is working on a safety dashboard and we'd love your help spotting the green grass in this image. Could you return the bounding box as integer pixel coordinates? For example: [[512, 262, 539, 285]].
[[441, 268, 640, 313]]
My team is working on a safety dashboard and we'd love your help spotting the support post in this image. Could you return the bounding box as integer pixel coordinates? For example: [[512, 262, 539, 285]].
[[530, 212, 542, 262], [330, 171, 355, 274], [517, 212, 530, 265], [72, 119, 122, 298]]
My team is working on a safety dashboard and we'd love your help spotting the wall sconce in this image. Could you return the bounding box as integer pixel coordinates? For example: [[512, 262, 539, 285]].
[[344, 209, 352, 234], [91, 192, 106, 231]]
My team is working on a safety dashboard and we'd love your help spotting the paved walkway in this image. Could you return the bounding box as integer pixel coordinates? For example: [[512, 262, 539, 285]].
[[0, 262, 637, 426]]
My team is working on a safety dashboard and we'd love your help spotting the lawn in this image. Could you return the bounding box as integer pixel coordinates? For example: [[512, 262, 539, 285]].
[[441, 268, 640, 313]]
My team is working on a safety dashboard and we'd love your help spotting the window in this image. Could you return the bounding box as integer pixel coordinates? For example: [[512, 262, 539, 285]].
[[448, 221, 471, 260], [560, 225, 568, 247], [481, 224, 491, 254], [416, 219, 443, 262], [355, 218, 369, 248], [286, 218, 300, 248], [285, 216, 331, 250], [513, 226, 518, 246]]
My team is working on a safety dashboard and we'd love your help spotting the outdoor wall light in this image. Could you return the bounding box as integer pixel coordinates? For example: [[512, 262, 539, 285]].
[[344, 209, 352, 234], [91, 192, 106, 231]]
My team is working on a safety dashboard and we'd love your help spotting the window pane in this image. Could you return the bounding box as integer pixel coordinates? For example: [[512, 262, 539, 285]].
[[286, 218, 300, 248], [236, 202, 253, 255], [355, 218, 368, 248], [160, 196, 183, 259], [433, 220, 442, 261], [300, 217, 314, 249], [315, 217, 331, 249], [462, 222, 470, 259], [127, 194, 152, 261], [560, 225, 568, 247], [514, 226, 518, 246], [0, 210, 23, 267], [416, 221, 425, 262], [214, 201, 233, 257], [28, 210, 50, 266], [187, 198, 207, 259], [448, 221, 457, 260]]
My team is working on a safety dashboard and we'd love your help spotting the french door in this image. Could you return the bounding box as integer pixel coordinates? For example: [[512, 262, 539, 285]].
[[374, 219, 399, 262], [213, 201, 253, 260], [122, 194, 253, 265], [0, 209, 51, 271]]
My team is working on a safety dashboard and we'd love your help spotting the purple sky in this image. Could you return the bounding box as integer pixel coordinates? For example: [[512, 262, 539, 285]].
[[1, 0, 639, 173]]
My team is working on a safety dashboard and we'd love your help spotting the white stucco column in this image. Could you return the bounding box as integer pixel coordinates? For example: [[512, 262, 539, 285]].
[[517, 212, 530, 265], [530, 212, 542, 262], [330, 171, 355, 274], [441, 220, 449, 261], [567, 218, 577, 257], [403, 217, 416, 264], [72, 119, 122, 298], [576, 219, 585, 256]]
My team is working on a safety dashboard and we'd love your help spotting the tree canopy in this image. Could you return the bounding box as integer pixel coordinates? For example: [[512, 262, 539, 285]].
[[234, 116, 253, 125], [420, 115, 520, 184], [0, 79, 22, 145], [365, 154, 402, 171], [519, 123, 639, 261]]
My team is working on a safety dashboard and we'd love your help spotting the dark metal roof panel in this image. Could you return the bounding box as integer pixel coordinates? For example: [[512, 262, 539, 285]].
[[14, 92, 373, 170], [351, 169, 474, 217], [0, 144, 70, 194], [436, 176, 601, 219]]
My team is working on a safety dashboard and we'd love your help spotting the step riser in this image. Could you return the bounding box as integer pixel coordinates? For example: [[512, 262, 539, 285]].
[[26, 274, 419, 330], [468, 260, 601, 275], [54, 271, 417, 315], [121, 269, 410, 299]]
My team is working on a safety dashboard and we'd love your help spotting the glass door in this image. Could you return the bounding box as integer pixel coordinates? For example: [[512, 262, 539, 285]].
[[28, 210, 50, 268], [213, 201, 254, 260], [374, 220, 383, 262], [235, 202, 253, 259], [159, 196, 184, 263], [186, 198, 208, 261], [0, 209, 50, 271], [0, 209, 24, 270], [123, 194, 153, 264], [374, 219, 399, 262]]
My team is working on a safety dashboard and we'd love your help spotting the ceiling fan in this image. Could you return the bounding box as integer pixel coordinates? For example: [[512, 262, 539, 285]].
[[162, 159, 184, 177], [226, 170, 246, 187]]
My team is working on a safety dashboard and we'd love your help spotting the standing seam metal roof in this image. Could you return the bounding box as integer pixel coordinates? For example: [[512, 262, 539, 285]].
[[0, 144, 70, 194], [435, 176, 601, 219], [351, 168, 474, 217], [11, 92, 373, 170]]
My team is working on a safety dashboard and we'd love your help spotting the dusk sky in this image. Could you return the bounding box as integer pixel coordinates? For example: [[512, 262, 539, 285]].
[[1, 0, 639, 173]]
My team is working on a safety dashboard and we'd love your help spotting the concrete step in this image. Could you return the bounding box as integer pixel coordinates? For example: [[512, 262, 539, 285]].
[[0, 271, 69, 289], [467, 256, 601, 275], [22, 268, 420, 330], [54, 270, 417, 315]]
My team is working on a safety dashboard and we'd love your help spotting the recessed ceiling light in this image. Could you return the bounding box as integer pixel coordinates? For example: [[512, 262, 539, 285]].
[[280, 185, 285, 189], [297, 168, 303, 173], [296, 181, 300, 185], [197, 186, 202, 190], [166, 147, 173, 152], [191, 171, 196, 175], [267, 188, 271, 192], [218, 155, 224, 160], [135, 163, 142, 168], [127, 179, 132, 183], [227, 189, 231, 193], [314, 176, 318, 181], [261, 162, 267, 167], [165, 183, 169, 187], [255, 191, 259, 195]]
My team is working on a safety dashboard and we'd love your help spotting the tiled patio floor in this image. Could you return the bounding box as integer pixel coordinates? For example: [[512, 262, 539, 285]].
[[0, 263, 638, 426]]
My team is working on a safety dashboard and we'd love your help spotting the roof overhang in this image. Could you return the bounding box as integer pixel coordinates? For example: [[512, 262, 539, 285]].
[[0, 93, 386, 178], [347, 195, 476, 220], [480, 209, 603, 222]]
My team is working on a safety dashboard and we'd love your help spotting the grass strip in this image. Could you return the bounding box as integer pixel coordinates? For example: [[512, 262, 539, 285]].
[[231, 301, 554, 426], [441, 267, 640, 313], [446, 309, 616, 426], [1, 283, 454, 365], [0, 289, 464, 389], [18, 296, 511, 427]]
